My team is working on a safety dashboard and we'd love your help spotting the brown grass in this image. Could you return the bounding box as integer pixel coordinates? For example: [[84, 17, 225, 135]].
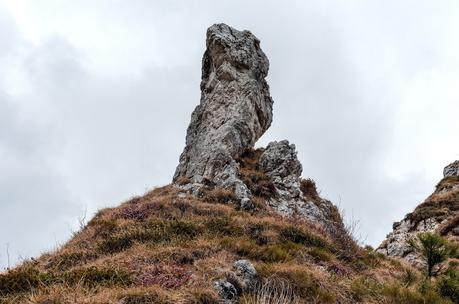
[[0, 183, 450, 303]]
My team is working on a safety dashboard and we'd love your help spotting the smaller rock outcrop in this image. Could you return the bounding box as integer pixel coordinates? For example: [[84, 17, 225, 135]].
[[214, 260, 258, 303], [233, 260, 258, 292], [444, 160, 459, 177], [258, 140, 342, 228], [377, 161, 459, 265]]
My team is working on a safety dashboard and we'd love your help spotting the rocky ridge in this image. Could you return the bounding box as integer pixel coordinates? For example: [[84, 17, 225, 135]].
[[173, 23, 340, 228], [377, 160, 459, 265]]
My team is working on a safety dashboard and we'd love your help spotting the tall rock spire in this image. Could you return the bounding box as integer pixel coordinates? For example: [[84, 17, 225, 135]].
[[173, 23, 273, 203]]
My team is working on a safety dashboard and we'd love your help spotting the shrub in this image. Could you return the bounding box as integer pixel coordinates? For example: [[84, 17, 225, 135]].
[[402, 268, 417, 287], [437, 266, 459, 303], [409, 232, 458, 277], [236, 148, 277, 199], [299, 178, 320, 200]]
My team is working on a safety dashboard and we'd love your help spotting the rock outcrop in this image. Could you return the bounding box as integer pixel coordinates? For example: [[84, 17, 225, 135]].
[[258, 140, 341, 227], [377, 161, 459, 265], [444, 160, 459, 177], [173, 23, 273, 205], [173, 23, 342, 229]]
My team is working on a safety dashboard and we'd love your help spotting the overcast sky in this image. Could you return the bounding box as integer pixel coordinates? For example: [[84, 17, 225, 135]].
[[0, 0, 458, 268]]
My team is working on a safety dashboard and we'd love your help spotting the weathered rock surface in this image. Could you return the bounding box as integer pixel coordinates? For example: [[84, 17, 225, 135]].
[[173, 23, 344, 230], [173, 23, 273, 204], [377, 161, 459, 265], [214, 260, 258, 302], [214, 279, 238, 302], [444, 160, 459, 177], [232, 260, 258, 292], [259, 140, 342, 227]]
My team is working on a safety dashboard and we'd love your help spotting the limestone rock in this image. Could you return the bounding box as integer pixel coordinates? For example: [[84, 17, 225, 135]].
[[377, 161, 459, 265], [173, 23, 273, 204], [444, 160, 459, 177], [172, 23, 344, 232], [214, 279, 238, 302], [233, 260, 257, 292], [258, 140, 341, 226]]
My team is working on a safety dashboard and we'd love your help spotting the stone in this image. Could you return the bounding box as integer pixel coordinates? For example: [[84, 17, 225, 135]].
[[444, 161, 459, 177], [214, 279, 238, 302], [257, 140, 339, 226], [233, 260, 257, 292], [173, 23, 273, 204]]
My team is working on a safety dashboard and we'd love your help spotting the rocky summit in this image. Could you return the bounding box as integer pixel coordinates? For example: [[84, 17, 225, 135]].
[[173, 23, 273, 207], [377, 161, 459, 266], [2, 24, 459, 304], [173, 24, 339, 228]]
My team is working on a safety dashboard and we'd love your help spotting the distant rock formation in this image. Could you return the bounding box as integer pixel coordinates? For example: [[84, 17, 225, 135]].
[[173, 24, 342, 228], [444, 160, 459, 177], [377, 161, 459, 265], [173, 23, 273, 206]]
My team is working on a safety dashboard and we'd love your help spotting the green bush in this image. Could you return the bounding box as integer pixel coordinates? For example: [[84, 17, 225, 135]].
[[437, 267, 459, 303], [409, 232, 458, 277]]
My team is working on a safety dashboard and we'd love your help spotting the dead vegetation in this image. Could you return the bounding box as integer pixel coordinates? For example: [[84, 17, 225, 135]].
[[407, 176, 459, 229], [0, 183, 455, 303]]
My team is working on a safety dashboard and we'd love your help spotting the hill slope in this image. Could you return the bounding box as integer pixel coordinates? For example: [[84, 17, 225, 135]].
[[378, 161, 459, 266]]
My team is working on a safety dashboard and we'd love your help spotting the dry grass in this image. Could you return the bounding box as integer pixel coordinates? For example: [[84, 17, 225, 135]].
[[407, 177, 459, 228], [0, 183, 452, 303]]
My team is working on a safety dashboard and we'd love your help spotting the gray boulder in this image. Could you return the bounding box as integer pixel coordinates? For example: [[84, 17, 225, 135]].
[[233, 260, 258, 292], [444, 160, 459, 177], [258, 140, 337, 225], [214, 279, 238, 302]]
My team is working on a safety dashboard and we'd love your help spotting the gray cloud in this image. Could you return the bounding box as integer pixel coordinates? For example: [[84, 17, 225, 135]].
[[0, 1, 458, 267]]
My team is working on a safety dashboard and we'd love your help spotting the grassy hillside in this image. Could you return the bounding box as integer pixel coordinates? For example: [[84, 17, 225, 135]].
[[1, 152, 457, 303], [1, 183, 455, 303]]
